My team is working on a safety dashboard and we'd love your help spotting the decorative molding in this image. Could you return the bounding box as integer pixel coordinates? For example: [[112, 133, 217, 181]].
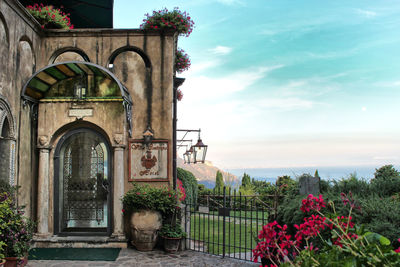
[[38, 135, 48, 146]]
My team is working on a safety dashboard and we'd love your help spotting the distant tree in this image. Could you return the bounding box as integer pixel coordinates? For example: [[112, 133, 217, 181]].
[[314, 169, 320, 179], [214, 170, 224, 193], [374, 165, 400, 180], [239, 173, 254, 195], [241, 173, 252, 188]]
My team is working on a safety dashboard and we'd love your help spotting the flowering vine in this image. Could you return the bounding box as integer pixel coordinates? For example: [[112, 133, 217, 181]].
[[175, 48, 191, 73], [140, 7, 194, 37], [26, 4, 73, 29]]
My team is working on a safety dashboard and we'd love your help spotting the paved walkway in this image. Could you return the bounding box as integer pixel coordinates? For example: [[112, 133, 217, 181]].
[[27, 248, 258, 267]]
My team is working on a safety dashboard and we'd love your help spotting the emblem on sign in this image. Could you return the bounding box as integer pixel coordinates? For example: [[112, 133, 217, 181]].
[[141, 150, 157, 169]]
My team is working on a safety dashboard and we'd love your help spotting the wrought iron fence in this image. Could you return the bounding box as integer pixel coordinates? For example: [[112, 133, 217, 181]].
[[183, 187, 282, 262]]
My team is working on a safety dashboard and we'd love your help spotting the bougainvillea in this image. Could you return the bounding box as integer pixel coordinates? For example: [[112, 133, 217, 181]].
[[175, 48, 191, 73], [26, 4, 73, 29], [253, 193, 400, 266], [177, 178, 186, 201], [140, 7, 194, 37]]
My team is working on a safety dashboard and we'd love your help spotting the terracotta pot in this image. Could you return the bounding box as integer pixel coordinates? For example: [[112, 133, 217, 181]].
[[162, 236, 181, 253], [4, 257, 18, 267], [130, 210, 162, 251], [4, 256, 27, 267]]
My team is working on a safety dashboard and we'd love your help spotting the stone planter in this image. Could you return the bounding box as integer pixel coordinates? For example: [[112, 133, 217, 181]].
[[130, 210, 162, 251], [162, 236, 182, 253]]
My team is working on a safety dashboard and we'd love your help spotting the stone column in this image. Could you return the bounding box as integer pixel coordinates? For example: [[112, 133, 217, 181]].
[[37, 147, 50, 236], [112, 145, 125, 238]]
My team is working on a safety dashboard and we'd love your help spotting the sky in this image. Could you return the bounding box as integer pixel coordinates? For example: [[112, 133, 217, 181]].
[[114, 0, 400, 169]]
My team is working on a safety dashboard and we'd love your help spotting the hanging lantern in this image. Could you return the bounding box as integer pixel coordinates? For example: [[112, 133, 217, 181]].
[[193, 138, 208, 163]]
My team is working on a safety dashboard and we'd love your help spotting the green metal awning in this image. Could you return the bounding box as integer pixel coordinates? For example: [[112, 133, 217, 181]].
[[19, 0, 113, 28], [22, 61, 133, 136], [22, 61, 131, 103]]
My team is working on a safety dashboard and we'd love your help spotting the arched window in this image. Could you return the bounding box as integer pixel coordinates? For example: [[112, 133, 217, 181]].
[[0, 98, 15, 185]]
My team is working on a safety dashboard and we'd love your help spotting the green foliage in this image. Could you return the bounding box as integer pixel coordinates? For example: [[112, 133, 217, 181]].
[[241, 173, 252, 188], [159, 223, 186, 238], [239, 173, 254, 195], [0, 193, 35, 257], [329, 173, 370, 196], [214, 171, 224, 194], [252, 179, 276, 195], [177, 168, 198, 204], [122, 183, 177, 217], [371, 165, 400, 196], [355, 196, 400, 243]]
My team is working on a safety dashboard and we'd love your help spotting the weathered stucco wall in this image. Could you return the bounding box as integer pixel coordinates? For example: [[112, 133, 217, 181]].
[[0, 0, 43, 218], [1, 0, 177, 235]]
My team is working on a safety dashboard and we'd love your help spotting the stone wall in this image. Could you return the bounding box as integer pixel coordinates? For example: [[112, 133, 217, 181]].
[[0, 0, 177, 228]]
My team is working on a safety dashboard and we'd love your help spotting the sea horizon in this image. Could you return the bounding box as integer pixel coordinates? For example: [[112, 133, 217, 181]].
[[225, 164, 400, 183]]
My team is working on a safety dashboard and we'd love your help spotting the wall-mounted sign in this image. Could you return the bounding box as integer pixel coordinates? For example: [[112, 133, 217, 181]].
[[68, 108, 93, 119], [128, 140, 170, 181]]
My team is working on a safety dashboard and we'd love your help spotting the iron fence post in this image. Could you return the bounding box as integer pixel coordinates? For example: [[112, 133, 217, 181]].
[[222, 186, 226, 258]]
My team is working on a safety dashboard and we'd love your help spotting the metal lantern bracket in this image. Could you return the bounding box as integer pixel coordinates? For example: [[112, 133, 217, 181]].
[[177, 129, 208, 164]]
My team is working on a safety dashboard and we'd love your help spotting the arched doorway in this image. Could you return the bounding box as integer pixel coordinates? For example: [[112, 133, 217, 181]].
[[54, 128, 112, 236]]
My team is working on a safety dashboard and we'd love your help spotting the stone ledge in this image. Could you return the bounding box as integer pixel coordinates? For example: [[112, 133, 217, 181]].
[[33, 236, 128, 248]]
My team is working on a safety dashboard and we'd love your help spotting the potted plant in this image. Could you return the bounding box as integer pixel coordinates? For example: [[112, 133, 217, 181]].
[[0, 193, 34, 267], [140, 7, 194, 37], [159, 215, 186, 253], [122, 184, 177, 251], [25, 4, 74, 29]]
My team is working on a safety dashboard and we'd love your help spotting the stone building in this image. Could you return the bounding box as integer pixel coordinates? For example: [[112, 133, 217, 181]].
[[0, 0, 180, 248]]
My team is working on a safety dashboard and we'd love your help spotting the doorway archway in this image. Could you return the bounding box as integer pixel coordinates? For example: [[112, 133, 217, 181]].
[[54, 127, 112, 236]]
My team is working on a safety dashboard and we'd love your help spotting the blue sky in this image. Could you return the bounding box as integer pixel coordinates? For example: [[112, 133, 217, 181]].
[[114, 0, 400, 169]]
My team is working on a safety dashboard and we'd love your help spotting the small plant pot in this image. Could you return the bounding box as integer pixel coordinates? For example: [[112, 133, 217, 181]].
[[162, 236, 182, 253], [4, 256, 28, 267]]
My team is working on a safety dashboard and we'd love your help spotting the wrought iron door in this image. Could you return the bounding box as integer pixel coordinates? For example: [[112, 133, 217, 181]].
[[55, 128, 111, 235]]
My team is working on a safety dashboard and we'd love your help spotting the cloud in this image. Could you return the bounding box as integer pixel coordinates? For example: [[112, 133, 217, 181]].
[[182, 64, 284, 98], [208, 46, 233, 55], [355, 9, 377, 18]]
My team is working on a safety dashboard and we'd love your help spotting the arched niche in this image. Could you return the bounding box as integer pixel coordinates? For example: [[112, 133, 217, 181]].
[[17, 38, 35, 89], [108, 47, 149, 136], [50, 47, 90, 64]]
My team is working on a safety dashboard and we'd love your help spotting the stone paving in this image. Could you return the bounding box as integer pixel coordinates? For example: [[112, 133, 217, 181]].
[[27, 248, 258, 267]]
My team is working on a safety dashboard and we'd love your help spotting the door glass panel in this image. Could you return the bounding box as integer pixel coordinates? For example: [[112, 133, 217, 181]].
[[58, 131, 109, 231]]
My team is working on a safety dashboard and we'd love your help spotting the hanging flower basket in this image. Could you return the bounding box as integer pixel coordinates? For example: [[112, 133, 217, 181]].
[[140, 8, 194, 37], [26, 4, 74, 29], [177, 89, 183, 101], [175, 48, 191, 73]]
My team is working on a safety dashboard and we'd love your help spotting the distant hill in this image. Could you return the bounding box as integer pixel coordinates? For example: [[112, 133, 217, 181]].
[[177, 158, 238, 188]]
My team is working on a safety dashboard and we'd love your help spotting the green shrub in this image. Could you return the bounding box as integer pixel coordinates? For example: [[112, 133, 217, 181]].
[[177, 168, 198, 204], [370, 165, 400, 196], [122, 183, 177, 217]]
